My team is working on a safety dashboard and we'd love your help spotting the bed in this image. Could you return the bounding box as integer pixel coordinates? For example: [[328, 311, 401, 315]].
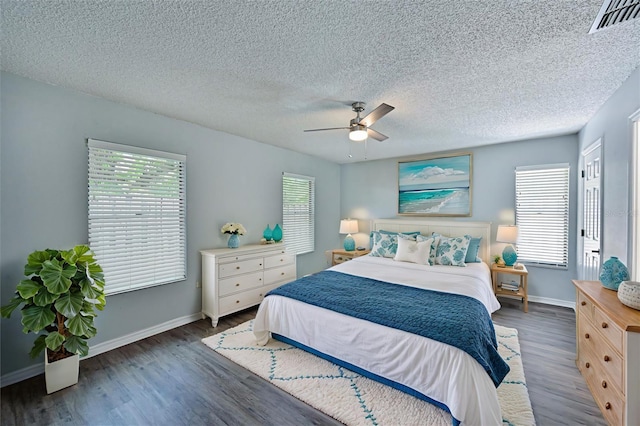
[[253, 219, 505, 425]]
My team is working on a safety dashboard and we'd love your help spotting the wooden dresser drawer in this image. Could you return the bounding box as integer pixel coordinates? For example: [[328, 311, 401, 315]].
[[264, 264, 296, 285], [219, 258, 264, 278], [582, 363, 625, 426], [578, 291, 595, 322], [578, 319, 624, 393], [218, 271, 263, 296], [594, 307, 623, 354], [264, 252, 294, 269]]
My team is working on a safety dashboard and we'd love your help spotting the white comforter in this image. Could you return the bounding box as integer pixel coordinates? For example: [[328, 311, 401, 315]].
[[254, 256, 503, 425]]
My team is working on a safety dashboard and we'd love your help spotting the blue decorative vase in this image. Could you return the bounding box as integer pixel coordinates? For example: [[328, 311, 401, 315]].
[[502, 244, 517, 267], [263, 225, 273, 241], [227, 234, 239, 249], [599, 256, 630, 291], [272, 224, 283, 242]]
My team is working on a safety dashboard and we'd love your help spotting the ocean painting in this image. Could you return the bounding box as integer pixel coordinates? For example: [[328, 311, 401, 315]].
[[398, 153, 472, 216]]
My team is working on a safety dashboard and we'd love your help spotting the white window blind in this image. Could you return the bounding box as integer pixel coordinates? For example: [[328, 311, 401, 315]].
[[515, 164, 570, 268], [88, 139, 186, 295], [282, 172, 315, 255]]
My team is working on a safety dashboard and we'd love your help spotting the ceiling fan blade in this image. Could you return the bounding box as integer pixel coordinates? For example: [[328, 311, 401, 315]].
[[367, 128, 388, 141], [359, 103, 395, 127], [303, 127, 350, 132]]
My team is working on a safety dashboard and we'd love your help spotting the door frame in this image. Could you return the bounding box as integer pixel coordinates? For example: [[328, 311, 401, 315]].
[[630, 109, 640, 280]]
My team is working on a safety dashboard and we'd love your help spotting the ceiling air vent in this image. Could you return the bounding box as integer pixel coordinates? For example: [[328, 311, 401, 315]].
[[589, 0, 640, 33]]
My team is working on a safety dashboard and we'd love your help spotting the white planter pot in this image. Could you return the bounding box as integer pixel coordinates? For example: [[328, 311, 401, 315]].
[[45, 353, 79, 394]]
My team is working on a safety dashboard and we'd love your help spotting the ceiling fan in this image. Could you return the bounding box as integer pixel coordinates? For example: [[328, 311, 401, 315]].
[[304, 101, 395, 142]]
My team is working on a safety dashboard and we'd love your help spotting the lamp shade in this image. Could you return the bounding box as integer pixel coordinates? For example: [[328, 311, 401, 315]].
[[339, 219, 358, 234], [496, 225, 518, 244]]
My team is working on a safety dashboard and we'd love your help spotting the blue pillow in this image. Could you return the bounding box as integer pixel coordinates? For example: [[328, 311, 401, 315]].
[[465, 237, 482, 263], [369, 230, 421, 249]]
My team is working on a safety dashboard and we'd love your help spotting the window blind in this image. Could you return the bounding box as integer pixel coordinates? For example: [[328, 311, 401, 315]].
[[282, 172, 315, 255], [515, 164, 570, 268], [88, 139, 187, 295]]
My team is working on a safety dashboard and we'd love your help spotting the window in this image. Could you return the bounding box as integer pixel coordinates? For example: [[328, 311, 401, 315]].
[[515, 164, 570, 268], [88, 139, 186, 294], [282, 172, 315, 255]]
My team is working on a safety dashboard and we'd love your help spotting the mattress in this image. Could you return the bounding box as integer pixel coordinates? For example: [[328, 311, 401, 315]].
[[254, 256, 503, 425]]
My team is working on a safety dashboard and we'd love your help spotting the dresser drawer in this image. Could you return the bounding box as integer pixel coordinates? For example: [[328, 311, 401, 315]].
[[219, 286, 268, 314], [333, 254, 350, 264], [578, 319, 624, 393], [578, 291, 595, 323], [219, 258, 264, 278], [582, 362, 625, 426], [594, 307, 623, 355], [264, 252, 294, 269], [264, 264, 296, 285], [218, 271, 263, 296]]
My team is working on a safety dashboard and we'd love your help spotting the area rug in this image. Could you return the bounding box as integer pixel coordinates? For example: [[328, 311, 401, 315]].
[[202, 321, 535, 426]]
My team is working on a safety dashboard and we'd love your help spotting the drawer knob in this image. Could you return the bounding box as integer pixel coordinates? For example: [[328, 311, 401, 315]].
[[281, 272, 285, 276], [259, 263, 262, 266], [605, 402, 611, 410], [601, 380, 607, 388], [601, 322, 608, 329], [236, 266, 240, 270], [581, 301, 586, 306], [235, 283, 240, 287], [259, 293, 263, 297], [585, 362, 590, 368], [603, 355, 610, 362], [280, 258, 284, 262], [584, 333, 590, 339], [236, 300, 240, 304]]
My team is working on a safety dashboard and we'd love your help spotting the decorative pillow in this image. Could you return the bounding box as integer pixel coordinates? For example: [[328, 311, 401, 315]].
[[369, 230, 420, 249], [393, 236, 431, 265], [435, 235, 471, 267], [465, 236, 482, 263], [417, 234, 440, 265], [369, 231, 399, 258]]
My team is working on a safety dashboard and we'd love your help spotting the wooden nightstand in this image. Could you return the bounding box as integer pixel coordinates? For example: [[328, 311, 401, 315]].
[[331, 249, 370, 266], [491, 263, 528, 312]]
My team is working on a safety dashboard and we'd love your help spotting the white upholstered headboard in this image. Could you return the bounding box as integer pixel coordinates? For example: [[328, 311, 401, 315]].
[[370, 218, 492, 263]]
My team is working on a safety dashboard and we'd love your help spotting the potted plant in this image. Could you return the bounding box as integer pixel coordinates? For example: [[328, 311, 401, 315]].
[[1, 245, 106, 393], [492, 254, 505, 267]]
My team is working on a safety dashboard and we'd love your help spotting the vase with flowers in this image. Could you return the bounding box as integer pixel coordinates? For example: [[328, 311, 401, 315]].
[[221, 222, 247, 248]]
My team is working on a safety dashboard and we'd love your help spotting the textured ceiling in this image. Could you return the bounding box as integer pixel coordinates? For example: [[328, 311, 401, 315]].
[[2, 1, 639, 164]]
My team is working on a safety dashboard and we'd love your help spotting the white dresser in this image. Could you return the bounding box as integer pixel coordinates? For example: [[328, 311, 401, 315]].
[[201, 244, 296, 326]]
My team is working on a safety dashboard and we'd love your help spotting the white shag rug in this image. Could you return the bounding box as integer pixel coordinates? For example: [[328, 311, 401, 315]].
[[202, 321, 535, 426]]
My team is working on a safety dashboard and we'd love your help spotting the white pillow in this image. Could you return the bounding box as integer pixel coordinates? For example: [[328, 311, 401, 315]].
[[394, 236, 432, 265]]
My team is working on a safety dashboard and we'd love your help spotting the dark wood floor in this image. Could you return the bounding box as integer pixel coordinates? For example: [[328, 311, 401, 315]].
[[1, 300, 605, 426]]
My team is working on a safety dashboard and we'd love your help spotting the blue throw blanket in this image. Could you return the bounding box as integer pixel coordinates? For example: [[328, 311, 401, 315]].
[[267, 270, 509, 387]]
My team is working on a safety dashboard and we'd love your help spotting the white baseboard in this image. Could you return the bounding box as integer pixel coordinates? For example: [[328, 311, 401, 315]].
[[528, 295, 576, 310], [1, 312, 203, 388]]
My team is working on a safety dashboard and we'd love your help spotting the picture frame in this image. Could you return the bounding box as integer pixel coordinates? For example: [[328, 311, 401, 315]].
[[398, 152, 472, 216]]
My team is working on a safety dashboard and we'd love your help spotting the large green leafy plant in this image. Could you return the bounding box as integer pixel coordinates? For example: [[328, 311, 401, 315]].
[[1, 245, 106, 362]]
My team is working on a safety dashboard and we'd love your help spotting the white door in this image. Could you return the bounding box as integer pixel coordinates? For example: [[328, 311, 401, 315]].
[[581, 140, 602, 281]]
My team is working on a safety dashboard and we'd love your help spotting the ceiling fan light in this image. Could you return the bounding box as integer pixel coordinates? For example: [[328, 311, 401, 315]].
[[349, 127, 368, 142]]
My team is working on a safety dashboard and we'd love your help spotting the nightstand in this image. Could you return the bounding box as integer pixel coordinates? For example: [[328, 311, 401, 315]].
[[491, 263, 528, 312], [331, 249, 370, 266]]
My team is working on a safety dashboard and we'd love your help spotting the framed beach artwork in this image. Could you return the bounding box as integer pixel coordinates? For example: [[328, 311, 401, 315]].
[[398, 153, 472, 216]]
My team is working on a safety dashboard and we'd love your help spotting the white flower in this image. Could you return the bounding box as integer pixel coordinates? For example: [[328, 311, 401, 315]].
[[221, 222, 246, 235]]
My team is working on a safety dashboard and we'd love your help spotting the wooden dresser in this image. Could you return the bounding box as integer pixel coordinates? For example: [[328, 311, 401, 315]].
[[573, 280, 640, 425], [201, 244, 296, 326]]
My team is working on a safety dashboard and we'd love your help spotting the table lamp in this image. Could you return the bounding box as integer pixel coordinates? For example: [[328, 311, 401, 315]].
[[496, 225, 519, 266], [339, 219, 358, 251]]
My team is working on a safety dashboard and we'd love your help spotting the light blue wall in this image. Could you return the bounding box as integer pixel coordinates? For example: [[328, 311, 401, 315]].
[[341, 135, 579, 303], [578, 66, 640, 274], [0, 72, 341, 376]]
